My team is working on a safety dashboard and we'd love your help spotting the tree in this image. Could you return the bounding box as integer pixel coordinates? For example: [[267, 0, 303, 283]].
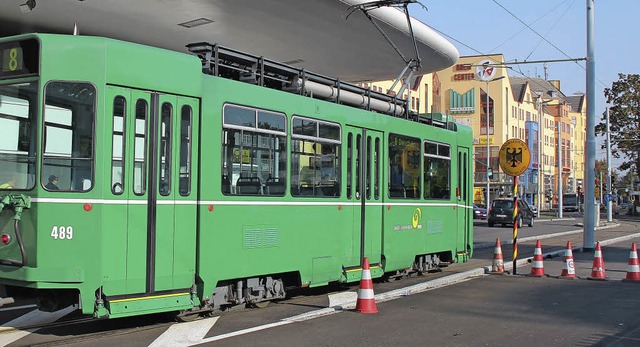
[[596, 74, 640, 177]]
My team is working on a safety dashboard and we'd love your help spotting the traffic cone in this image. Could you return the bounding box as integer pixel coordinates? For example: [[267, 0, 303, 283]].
[[529, 240, 545, 277], [623, 243, 640, 282], [355, 257, 378, 314], [588, 242, 607, 280], [490, 238, 504, 274], [559, 241, 576, 279]]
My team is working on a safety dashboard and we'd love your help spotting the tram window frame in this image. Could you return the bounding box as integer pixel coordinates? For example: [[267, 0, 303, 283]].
[[423, 140, 451, 200], [388, 133, 421, 199], [179, 105, 192, 196], [159, 102, 173, 196], [133, 99, 148, 196], [347, 133, 352, 199], [221, 104, 287, 196], [290, 116, 341, 198], [0, 81, 37, 191], [42, 81, 96, 192], [111, 96, 126, 195]]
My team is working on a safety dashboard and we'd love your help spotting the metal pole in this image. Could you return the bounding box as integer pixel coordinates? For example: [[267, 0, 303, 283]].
[[537, 100, 542, 218], [486, 80, 491, 210], [583, 0, 596, 250], [606, 107, 613, 222], [512, 176, 519, 275], [558, 121, 563, 218]]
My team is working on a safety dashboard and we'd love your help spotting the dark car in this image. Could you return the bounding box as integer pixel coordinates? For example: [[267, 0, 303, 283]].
[[473, 204, 487, 219], [488, 197, 535, 227]]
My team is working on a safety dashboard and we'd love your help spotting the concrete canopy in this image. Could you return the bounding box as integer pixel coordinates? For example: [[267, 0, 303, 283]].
[[0, 0, 458, 81]]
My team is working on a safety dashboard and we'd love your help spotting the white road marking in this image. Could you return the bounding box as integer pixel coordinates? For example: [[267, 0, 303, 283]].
[[328, 291, 357, 308], [149, 317, 218, 347], [194, 320, 293, 345], [0, 305, 75, 346]]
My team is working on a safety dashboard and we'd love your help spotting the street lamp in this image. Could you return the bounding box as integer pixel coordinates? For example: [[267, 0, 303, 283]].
[[483, 75, 505, 210]]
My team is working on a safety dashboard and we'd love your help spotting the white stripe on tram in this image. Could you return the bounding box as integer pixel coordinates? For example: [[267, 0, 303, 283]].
[[29, 198, 473, 210]]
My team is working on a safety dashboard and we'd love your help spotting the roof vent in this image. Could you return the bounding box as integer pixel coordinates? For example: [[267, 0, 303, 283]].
[[178, 18, 214, 29]]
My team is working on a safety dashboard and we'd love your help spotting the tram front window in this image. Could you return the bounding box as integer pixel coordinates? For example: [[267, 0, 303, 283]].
[[42, 81, 96, 192], [0, 82, 38, 190]]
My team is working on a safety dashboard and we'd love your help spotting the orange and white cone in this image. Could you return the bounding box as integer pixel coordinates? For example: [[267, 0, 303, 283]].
[[623, 243, 640, 282], [529, 240, 545, 277], [491, 238, 504, 274], [588, 241, 607, 280], [559, 241, 576, 279], [355, 257, 378, 314]]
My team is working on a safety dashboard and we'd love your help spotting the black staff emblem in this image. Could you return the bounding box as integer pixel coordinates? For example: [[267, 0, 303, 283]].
[[506, 147, 522, 168]]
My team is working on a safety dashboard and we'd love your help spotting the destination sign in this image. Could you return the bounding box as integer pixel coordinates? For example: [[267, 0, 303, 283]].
[[0, 38, 39, 79]]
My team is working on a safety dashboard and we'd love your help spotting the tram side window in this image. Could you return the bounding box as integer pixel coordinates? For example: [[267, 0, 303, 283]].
[[388, 134, 421, 199], [179, 106, 192, 196], [133, 100, 148, 195], [42, 82, 95, 192], [423, 141, 451, 200], [221, 105, 286, 196], [111, 96, 126, 194], [159, 102, 173, 196], [0, 82, 37, 190], [290, 116, 341, 198]]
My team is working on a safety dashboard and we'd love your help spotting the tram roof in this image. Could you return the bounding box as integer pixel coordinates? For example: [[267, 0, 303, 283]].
[[0, 0, 458, 82]]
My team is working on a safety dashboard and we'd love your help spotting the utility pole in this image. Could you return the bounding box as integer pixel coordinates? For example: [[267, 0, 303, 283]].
[[606, 107, 613, 222], [486, 80, 491, 210], [537, 99, 542, 218], [583, 0, 596, 250], [558, 121, 563, 218]]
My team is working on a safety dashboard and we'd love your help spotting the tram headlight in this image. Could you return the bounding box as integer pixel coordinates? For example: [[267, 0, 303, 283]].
[[0, 234, 10, 245]]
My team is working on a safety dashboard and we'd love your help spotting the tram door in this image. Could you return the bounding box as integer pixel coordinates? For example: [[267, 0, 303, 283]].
[[345, 126, 383, 267], [105, 86, 198, 296], [457, 146, 471, 259]]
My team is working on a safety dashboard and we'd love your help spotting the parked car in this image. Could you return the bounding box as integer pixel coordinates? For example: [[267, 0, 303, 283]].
[[473, 204, 487, 219], [524, 201, 538, 215], [488, 197, 535, 227]]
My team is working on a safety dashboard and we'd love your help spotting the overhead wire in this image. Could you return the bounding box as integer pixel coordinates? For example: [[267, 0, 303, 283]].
[[491, 0, 608, 88], [524, 0, 576, 61], [489, 0, 570, 55]]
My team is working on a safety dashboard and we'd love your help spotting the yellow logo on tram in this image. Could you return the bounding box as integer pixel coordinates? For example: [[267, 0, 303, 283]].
[[412, 208, 422, 229]]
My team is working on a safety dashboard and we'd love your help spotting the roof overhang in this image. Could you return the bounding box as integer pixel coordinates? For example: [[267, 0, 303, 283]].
[[0, 0, 458, 81]]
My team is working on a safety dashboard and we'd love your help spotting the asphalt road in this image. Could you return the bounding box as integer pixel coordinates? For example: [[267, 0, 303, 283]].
[[3, 217, 640, 346]]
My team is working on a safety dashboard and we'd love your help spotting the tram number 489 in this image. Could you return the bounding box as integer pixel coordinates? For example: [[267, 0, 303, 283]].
[[50, 226, 74, 240]]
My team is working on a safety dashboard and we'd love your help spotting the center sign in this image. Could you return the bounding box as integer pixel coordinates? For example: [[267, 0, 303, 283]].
[[498, 138, 531, 177]]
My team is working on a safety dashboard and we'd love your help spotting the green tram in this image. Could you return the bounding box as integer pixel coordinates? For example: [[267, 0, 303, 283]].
[[0, 34, 473, 319]]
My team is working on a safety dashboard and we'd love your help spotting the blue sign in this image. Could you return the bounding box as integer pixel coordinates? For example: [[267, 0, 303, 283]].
[[604, 193, 612, 203]]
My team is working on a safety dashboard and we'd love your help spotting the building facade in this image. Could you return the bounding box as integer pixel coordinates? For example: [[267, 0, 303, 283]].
[[365, 54, 587, 210]]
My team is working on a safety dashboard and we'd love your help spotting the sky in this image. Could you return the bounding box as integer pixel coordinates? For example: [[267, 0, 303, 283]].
[[410, 0, 640, 164]]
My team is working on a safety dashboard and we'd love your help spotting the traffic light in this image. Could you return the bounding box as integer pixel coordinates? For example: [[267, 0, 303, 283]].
[[577, 185, 582, 194], [487, 168, 493, 180]]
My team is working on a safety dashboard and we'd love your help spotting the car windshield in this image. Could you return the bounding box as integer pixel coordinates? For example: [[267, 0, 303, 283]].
[[493, 200, 513, 209]]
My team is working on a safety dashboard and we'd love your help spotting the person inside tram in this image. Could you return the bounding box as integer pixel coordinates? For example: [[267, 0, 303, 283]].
[[45, 175, 59, 190]]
